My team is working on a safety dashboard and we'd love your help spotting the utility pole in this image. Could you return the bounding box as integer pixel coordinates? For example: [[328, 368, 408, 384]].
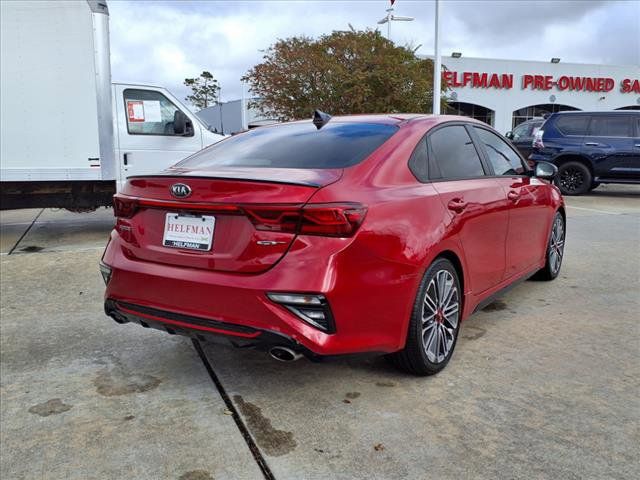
[[433, 0, 441, 115]]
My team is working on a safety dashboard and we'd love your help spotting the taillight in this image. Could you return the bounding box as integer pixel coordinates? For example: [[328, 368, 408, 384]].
[[244, 203, 367, 237], [533, 129, 544, 149], [113, 195, 138, 218]]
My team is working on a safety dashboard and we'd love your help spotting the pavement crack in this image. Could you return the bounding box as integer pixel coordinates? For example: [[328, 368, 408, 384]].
[[192, 339, 276, 480]]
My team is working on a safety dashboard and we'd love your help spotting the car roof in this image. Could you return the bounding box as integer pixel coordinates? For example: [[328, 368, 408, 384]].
[[284, 113, 488, 127], [552, 110, 639, 115]]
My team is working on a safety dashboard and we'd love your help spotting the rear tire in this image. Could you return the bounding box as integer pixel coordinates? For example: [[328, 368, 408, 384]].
[[557, 161, 592, 195], [533, 212, 565, 281], [388, 258, 461, 376]]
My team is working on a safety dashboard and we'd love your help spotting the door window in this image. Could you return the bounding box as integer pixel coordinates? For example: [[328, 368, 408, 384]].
[[512, 121, 533, 140], [588, 115, 633, 137], [123, 89, 192, 136], [555, 115, 590, 136], [474, 127, 527, 175], [428, 125, 485, 180]]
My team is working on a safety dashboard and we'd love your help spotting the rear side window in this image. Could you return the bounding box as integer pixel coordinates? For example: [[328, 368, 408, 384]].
[[176, 122, 398, 169], [408, 137, 429, 182], [555, 115, 590, 136], [473, 127, 526, 175], [428, 125, 485, 179], [588, 115, 633, 137]]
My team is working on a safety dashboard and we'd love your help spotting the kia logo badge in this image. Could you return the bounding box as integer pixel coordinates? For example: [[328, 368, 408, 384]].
[[170, 183, 192, 198]]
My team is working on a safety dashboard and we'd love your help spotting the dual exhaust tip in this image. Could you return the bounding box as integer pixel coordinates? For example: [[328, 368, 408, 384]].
[[110, 309, 302, 363], [268, 346, 303, 362]]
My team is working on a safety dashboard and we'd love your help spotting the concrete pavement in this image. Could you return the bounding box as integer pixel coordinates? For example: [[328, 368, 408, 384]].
[[1, 186, 639, 479], [1, 247, 263, 479]]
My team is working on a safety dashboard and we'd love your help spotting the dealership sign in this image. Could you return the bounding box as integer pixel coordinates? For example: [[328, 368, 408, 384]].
[[443, 71, 640, 93]]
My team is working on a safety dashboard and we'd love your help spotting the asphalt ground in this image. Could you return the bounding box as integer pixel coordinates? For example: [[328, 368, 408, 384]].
[[1, 183, 639, 479]]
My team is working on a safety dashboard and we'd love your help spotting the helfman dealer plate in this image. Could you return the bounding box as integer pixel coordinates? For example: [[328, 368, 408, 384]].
[[163, 213, 215, 251]]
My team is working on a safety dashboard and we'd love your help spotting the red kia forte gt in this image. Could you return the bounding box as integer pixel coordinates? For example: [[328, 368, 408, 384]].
[[101, 113, 565, 375]]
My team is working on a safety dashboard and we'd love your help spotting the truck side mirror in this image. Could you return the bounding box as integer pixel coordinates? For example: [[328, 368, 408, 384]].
[[173, 110, 192, 136]]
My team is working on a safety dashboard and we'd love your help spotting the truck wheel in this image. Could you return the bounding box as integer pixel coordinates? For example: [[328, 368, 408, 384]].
[[557, 161, 591, 195], [388, 258, 461, 376]]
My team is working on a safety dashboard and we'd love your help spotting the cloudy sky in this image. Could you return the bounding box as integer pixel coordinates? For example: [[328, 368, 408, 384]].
[[108, 0, 640, 109]]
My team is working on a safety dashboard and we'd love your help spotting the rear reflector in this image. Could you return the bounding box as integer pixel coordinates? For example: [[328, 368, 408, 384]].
[[267, 293, 335, 332], [99, 262, 112, 285]]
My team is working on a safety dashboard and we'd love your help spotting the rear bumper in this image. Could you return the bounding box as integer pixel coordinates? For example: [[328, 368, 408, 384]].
[[102, 231, 422, 356], [104, 298, 318, 357]]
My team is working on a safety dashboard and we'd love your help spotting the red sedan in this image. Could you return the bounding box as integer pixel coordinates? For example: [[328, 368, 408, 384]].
[[100, 113, 565, 375]]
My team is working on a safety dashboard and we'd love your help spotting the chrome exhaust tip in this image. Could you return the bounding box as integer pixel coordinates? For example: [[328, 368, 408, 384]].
[[269, 346, 302, 362]]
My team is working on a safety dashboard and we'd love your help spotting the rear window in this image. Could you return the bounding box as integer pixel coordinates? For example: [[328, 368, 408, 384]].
[[588, 115, 633, 137], [175, 122, 398, 169], [554, 115, 590, 136]]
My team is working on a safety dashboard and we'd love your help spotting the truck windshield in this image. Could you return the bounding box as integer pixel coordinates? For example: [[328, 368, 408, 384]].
[[174, 122, 398, 169]]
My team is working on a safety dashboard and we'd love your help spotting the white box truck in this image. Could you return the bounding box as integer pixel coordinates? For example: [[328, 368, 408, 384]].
[[0, 0, 224, 210]]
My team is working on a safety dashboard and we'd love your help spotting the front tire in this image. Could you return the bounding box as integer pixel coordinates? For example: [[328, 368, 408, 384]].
[[388, 258, 461, 376], [557, 161, 592, 195], [534, 212, 565, 281]]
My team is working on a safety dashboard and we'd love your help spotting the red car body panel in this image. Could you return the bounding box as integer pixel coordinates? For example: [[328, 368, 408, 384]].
[[102, 115, 564, 357]]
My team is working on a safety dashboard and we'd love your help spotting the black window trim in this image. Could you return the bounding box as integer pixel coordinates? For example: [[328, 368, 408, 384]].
[[468, 124, 531, 178], [123, 88, 195, 138]]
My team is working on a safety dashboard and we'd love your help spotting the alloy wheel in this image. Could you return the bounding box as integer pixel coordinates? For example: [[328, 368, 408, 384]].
[[422, 270, 460, 364], [549, 216, 565, 275], [559, 167, 584, 194]]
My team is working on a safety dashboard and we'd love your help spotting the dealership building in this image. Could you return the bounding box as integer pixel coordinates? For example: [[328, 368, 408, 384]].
[[197, 56, 639, 136]]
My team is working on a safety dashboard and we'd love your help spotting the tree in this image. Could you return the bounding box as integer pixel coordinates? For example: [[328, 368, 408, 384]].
[[242, 30, 440, 121], [184, 71, 220, 110]]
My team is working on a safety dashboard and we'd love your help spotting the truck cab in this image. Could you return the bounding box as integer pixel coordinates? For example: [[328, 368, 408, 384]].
[[112, 83, 224, 190], [0, 0, 224, 210]]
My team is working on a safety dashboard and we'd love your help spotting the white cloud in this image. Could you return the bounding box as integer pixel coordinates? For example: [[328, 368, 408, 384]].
[[108, 0, 640, 110]]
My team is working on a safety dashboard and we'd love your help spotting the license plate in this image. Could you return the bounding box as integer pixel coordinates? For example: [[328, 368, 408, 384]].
[[163, 213, 215, 251]]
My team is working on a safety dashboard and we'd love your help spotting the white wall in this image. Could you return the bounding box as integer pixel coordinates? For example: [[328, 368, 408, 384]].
[[438, 56, 640, 134]]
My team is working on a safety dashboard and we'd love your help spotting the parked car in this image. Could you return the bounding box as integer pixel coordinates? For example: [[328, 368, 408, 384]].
[[100, 113, 565, 376], [530, 111, 640, 195], [505, 117, 544, 159]]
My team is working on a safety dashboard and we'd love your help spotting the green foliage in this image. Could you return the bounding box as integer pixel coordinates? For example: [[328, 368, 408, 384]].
[[184, 71, 220, 110], [242, 30, 440, 121]]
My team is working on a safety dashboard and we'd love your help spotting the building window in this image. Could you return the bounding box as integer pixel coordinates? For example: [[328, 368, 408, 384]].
[[512, 103, 579, 129], [444, 102, 494, 127]]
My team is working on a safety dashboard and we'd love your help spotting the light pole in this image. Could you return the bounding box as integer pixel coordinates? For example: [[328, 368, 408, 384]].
[[433, 0, 441, 115], [377, 7, 414, 40]]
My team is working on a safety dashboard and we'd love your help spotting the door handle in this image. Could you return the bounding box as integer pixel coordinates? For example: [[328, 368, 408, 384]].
[[447, 199, 467, 213], [634, 144, 640, 148], [123, 152, 130, 166], [507, 190, 520, 201], [584, 142, 600, 147]]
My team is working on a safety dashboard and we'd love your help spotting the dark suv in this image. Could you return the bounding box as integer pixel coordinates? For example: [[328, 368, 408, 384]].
[[530, 111, 640, 195], [505, 117, 544, 159]]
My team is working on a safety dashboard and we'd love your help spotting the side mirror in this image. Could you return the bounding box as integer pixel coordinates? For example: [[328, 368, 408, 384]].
[[505, 131, 514, 140], [535, 161, 557, 179], [173, 110, 192, 136]]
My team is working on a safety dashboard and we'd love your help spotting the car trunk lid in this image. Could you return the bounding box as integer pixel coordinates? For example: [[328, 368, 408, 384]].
[[114, 168, 342, 273]]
